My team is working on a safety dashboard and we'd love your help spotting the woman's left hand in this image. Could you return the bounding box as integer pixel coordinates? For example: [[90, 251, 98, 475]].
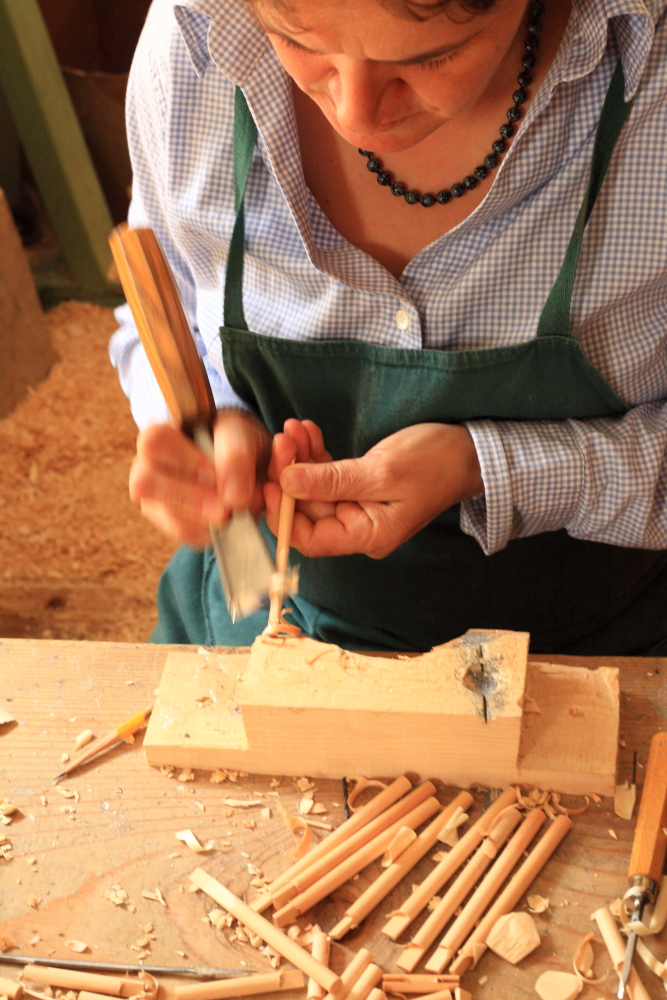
[[264, 418, 484, 559]]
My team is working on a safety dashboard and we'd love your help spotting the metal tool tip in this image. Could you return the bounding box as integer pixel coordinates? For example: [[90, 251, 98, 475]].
[[52, 773, 64, 784]]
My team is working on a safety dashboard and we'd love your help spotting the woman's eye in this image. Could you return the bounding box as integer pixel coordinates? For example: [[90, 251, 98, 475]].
[[419, 53, 456, 71]]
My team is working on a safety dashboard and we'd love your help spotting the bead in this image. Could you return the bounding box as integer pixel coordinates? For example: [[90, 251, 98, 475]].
[[473, 165, 488, 181], [451, 183, 464, 198], [507, 106, 521, 123], [436, 189, 451, 204], [420, 193, 435, 207], [404, 190, 419, 204], [518, 70, 532, 88], [522, 53, 536, 68], [377, 171, 392, 185], [367, 157, 381, 172], [528, 18, 543, 33], [484, 153, 498, 169], [462, 175, 476, 190], [492, 139, 506, 154], [530, 0, 545, 15], [499, 123, 514, 139], [358, 149, 372, 157], [391, 182, 406, 196], [513, 88, 527, 105], [525, 36, 540, 53]]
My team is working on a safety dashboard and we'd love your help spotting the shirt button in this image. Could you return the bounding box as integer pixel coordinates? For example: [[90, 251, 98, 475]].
[[395, 308, 409, 330]]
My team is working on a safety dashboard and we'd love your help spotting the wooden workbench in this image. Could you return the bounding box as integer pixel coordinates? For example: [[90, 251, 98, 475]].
[[1, 638, 666, 999]]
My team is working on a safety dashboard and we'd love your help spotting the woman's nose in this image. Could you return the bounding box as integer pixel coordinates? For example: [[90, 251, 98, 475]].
[[327, 59, 394, 134]]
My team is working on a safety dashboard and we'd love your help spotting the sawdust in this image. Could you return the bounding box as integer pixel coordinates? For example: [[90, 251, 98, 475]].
[[0, 300, 176, 641]]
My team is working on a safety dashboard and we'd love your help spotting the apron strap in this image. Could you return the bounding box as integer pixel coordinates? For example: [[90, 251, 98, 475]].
[[225, 62, 632, 338], [536, 61, 631, 338], [224, 87, 258, 331]]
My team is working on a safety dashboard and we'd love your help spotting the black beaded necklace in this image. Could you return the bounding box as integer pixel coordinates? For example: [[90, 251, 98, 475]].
[[358, 0, 544, 207]]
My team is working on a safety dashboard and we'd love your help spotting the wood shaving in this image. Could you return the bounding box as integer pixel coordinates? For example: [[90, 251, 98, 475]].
[[608, 829, 618, 840], [178, 769, 195, 782], [74, 730, 93, 750], [54, 788, 79, 802], [208, 909, 233, 929], [29, 935, 41, 946], [527, 895, 550, 913], [437, 806, 469, 848], [209, 770, 227, 783], [614, 782, 637, 820], [572, 933, 606, 983], [551, 793, 590, 816], [310, 803, 327, 814], [195, 801, 205, 812], [261, 808, 272, 820], [60, 806, 76, 814], [270, 778, 283, 788], [0, 937, 14, 952], [381, 826, 417, 867], [25, 857, 36, 865], [65, 940, 88, 952], [27, 897, 40, 909], [103, 885, 129, 905], [487, 911, 541, 965], [0, 707, 15, 725], [160, 766, 175, 778], [0, 801, 17, 816], [276, 799, 313, 859], [141, 889, 167, 906], [195, 696, 213, 707], [534, 971, 582, 1000], [345, 775, 387, 811], [174, 830, 214, 853], [299, 798, 314, 815], [427, 896, 442, 912], [304, 819, 334, 831], [222, 799, 264, 808], [224, 809, 234, 818], [242, 819, 256, 830]]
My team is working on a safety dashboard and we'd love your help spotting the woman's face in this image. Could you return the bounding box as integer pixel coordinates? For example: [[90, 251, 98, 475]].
[[259, 0, 530, 153]]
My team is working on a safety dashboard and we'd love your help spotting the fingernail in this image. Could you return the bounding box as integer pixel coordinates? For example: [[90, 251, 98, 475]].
[[284, 467, 309, 496]]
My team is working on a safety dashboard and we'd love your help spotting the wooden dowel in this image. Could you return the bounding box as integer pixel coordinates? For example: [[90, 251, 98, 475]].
[[253, 776, 414, 912], [307, 931, 331, 1000], [403, 993, 451, 1000], [323, 949, 374, 1000], [592, 907, 651, 1000], [329, 792, 474, 939], [448, 813, 572, 977], [174, 971, 304, 1000], [425, 808, 548, 973], [189, 869, 342, 996], [264, 462, 296, 635], [22, 969, 127, 996], [0, 978, 23, 1000], [396, 806, 523, 972], [272, 796, 442, 927], [382, 975, 458, 994], [366, 991, 386, 1000], [79, 993, 120, 1000], [272, 782, 437, 909], [383, 787, 518, 941], [346, 965, 383, 1000]]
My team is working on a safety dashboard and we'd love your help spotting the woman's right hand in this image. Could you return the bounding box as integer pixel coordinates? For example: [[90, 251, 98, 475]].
[[129, 409, 270, 547]]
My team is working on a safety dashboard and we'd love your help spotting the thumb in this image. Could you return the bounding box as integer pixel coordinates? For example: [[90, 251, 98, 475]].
[[281, 457, 377, 501]]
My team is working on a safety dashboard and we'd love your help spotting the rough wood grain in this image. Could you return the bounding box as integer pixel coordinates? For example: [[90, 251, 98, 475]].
[[0, 639, 665, 999]]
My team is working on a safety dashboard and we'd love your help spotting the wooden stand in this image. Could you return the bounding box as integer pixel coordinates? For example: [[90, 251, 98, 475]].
[[144, 630, 620, 794]]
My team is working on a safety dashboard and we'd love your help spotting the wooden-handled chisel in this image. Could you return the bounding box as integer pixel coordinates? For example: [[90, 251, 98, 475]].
[[109, 224, 274, 621], [618, 730, 667, 997]]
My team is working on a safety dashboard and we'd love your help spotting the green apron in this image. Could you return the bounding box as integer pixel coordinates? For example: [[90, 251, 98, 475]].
[[151, 63, 667, 654]]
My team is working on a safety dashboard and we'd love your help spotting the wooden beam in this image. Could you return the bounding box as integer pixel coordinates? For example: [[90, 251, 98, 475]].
[[0, 0, 114, 293]]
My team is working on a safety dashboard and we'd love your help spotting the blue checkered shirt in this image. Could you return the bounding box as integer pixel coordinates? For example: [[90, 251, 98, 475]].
[[110, 0, 667, 555]]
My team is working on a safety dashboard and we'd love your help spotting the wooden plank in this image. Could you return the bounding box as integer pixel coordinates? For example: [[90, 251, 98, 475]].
[[0, 0, 114, 293], [0, 189, 57, 417], [144, 633, 619, 793], [0, 639, 664, 998]]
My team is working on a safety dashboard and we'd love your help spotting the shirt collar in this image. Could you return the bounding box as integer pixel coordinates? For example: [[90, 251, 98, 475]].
[[173, 0, 270, 84]]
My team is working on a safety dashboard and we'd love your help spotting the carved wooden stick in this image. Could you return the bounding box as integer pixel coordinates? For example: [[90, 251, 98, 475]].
[[366, 991, 386, 1000], [383, 787, 518, 940], [174, 971, 304, 1000], [0, 978, 23, 1000], [271, 782, 436, 910], [253, 776, 414, 912], [329, 792, 474, 939], [448, 813, 572, 977], [21, 969, 142, 997], [396, 805, 523, 971], [323, 949, 374, 1000], [263, 461, 298, 637], [189, 869, 342, 996], [382, 975, 458, 994], [272, 796, 441, 927], [592, 907, 651, 1000], [345, 965, 383, 1000], [425, 808, 548, 973], [307, 932, 331, 1000]]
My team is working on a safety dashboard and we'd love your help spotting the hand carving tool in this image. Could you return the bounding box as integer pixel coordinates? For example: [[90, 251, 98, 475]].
[[1, 955, 249, 978], [53, 707, 152, 783], [618, 730, 667, 997], [109, 224, 273, 621]]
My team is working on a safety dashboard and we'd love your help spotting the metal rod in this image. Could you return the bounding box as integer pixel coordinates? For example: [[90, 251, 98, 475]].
[[0, 956, 251, 979]]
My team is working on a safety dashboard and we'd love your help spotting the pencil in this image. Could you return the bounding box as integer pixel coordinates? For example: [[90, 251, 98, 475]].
[[53, 706, 152, 783]]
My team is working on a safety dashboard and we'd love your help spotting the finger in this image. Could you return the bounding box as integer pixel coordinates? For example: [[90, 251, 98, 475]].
[[138, 498, 213, 548], [213, 410, 268, 509], [283, 418, 313, 463], [301, 420, 331, 462], [130, 461, 226, 526], [281, 456, 385, 503], [137, 423, 216, 486], [289, 502, 378, 557], [263, 480, 282, 537], [267, 432, 297, 483]]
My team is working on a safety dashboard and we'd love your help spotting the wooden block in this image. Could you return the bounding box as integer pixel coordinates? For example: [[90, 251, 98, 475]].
[[144, 635, 619, 794], [0, 188, 57, 417]]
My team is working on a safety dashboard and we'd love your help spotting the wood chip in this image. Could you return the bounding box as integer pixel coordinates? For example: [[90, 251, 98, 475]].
[[222, 799, 264, 808], [65, 940, 88, 953], [261, 808, 272, 820], [614, 782, 637, 820], [608, 829, 618, 840], [0, 801, 17, 816], [103, 886, 129, 905], [209, 770, 227, 784], [381, 826, 417, 867], [486, 911, 541, 964], [178, 769, 195, 782], [174, 830, 214, 853], [534, 971, 582, 1000], [0, 707, 15, 725], [74, 730, 93, 750], [27, 897, 40, 909], [160, 766, 175, 778], [60, 754, 70, 764], [243, 819, 256, 830], [54, 788, 79, 802], [299, 798, 314, 815], [527, 894, 549, 913], [141, 889, 167, 906], [310, 803, 327, 814], [0, 937, 14, 952]]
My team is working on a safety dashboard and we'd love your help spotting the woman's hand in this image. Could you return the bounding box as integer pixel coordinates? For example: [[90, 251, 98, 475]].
[[129, 409, 270, 547], [264, 419, 484, 559]]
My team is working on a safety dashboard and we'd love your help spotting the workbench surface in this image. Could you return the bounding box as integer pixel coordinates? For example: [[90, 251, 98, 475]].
[[1, 639, 666, 999]]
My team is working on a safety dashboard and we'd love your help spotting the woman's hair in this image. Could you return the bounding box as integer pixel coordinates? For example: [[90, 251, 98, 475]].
[[251, 0, 500, 24]]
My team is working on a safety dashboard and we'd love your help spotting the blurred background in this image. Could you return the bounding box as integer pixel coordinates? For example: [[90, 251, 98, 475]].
[[0, 0, 175, 641]]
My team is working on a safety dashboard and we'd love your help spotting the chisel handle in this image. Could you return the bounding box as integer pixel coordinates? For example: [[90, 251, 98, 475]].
[[629, 731, 667, 884]]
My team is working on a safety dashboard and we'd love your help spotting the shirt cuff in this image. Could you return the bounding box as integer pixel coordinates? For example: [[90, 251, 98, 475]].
[[460, 418, 585, 555]]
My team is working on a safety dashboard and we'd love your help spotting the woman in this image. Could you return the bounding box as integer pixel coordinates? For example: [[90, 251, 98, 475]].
[[111, 0, 667, 653]]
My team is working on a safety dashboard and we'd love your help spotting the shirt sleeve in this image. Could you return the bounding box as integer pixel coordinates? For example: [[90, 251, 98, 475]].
[[461, 400, 667, 552], [108, 14, 248, 431]]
